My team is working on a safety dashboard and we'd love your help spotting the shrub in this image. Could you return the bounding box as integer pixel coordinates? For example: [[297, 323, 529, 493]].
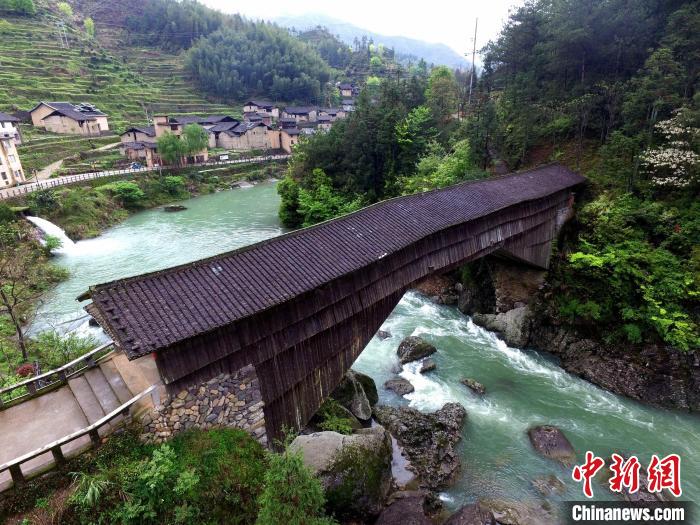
[[256, 449, 336, 525], [162, 175, 186, 195], [97, 181, 145, 207], [317, 399, 354, 435]]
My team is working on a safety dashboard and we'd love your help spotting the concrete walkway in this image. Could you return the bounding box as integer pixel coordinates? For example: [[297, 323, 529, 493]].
[[0, 351, 162, 491]]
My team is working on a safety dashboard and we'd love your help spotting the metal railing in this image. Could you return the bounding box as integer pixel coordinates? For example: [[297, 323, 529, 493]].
[[0, 154, 291, 200], [0, 342, 114, 409], [0, 384, 160, 488]]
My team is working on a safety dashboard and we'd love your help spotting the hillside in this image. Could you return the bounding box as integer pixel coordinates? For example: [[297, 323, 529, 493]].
[[272, 13, 469, 69], [0, 1, 238, 131]]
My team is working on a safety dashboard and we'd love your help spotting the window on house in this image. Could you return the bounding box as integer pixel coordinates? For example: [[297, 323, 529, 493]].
[[8, 154, 15, 163], [1, 172, 7, 181]]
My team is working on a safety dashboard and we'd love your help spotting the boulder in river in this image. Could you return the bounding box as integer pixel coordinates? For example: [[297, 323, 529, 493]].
[[377, 329, 392, 340], [163, 204, 187, 212], [531, 474, 566, 497], [373, 402, 466, 489], [444, 502, 497, 525], [375, 490, 435, 525], [384, 377, 415, 396], [420, 358, 436, 373], [330, 369, 378, 421], [472, 306, 533, 348], [397, 336, 437, 364], [461, 377, 486, 395], [290, 425, 393, 521], [527, 425, 576, 464]]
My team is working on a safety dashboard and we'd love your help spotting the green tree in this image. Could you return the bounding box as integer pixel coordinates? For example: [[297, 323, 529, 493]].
[[181, 124, 209, 157], [256, 448, 335, 525], [57, 1, 72, 18], [157, 132, 186, 166], [98, 181, 146, 207], [425, 66, 458, 126], [83, 16, 95, 38], [370, 55, 383, 74]]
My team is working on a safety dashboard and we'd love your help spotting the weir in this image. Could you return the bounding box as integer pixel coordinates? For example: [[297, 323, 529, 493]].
[[81, 163, 585, 442], [25, 215, 76, 253]]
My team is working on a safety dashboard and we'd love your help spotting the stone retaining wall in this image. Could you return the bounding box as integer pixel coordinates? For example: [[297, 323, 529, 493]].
[[140, 364, 266, 446]]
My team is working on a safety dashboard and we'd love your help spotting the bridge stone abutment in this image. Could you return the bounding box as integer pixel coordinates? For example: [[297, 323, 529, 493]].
[[86, 165, 585, 443]]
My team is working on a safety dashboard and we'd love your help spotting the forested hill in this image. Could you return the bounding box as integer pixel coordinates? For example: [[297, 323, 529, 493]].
[[280, 0, 699, 351]]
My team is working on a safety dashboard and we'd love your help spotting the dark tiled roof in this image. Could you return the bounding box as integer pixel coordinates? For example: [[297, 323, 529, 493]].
[[317, 115, 332, 122], [339, 83, 353, 89], [246, 100, 275, 109], [342, 99, 355, 105], [320, 108, 341, 115], [210, 121, 240, 133], [34, 102, 106, 121], [121, 126, 155, 137], [86, 164, 585, 359], [283, 127, 301, 136], [284, 106, 317, 115], [0, 111, 19, 122]]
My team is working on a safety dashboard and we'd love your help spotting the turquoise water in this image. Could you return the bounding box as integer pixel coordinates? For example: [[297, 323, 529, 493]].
[[36, 183, 700, 514]]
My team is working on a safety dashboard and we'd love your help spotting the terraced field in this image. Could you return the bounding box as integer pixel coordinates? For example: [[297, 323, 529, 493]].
[[0, 9, 239, 131]]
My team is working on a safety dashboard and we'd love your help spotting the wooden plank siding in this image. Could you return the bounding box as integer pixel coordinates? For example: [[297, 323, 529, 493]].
[[86, 165, 584, 441]]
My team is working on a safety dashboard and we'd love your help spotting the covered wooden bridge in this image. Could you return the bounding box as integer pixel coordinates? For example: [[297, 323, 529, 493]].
[[84, 164, 585, 441]]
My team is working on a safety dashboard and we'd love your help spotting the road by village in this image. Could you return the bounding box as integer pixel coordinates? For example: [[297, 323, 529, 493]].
[[0, 154, 290, 200]]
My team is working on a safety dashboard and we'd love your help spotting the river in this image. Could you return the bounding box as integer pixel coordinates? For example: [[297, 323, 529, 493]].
[[35, 182, 700, 513]]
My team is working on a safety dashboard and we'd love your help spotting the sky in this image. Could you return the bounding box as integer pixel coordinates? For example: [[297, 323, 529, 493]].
[[200, 0, 524, 61]]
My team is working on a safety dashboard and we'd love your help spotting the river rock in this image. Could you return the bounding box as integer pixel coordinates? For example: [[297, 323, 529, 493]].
[[290, 425, 393, 520], [472, 306, 533, 348], [373, 402, 466, 489], [377, 329, 392, 340], [531, 474, 565, 496], [527, 425, 576, 464], [384, 377, 415, 395], [397, 336, 437, 364], [481, 499, 555, 525], [163, 204, 187, 212], [375, 490, 434, 525], [330, 369, 378, 421], [420, 358, 436, 373], [461, 377, 486, 395], [444, 502, 497, 525]]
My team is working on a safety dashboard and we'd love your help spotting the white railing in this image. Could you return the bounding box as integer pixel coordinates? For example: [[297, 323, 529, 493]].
[[0, 385, 160, 488], [0, 154, 290, 200], [0, 342, 114, 408]]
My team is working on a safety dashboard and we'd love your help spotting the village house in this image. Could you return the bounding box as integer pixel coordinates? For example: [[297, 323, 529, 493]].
[[282, 106, 318, 123], [317, 115, 333, 131], [279, 117, 298, 130], [212, 121, 280, 151], [0, 113, 25, 187], [243, 112, 272, 126], [119, 125, 159, 167], [280, 127, 301, 154], [339, 83, 354, 98], [30, 102, 109, 135], [318, 108, 345, 121], [152, 114, 210, 164], [341, 99, 356, 112], [242, 100, 279, 120], [0, 111, 22, 144]]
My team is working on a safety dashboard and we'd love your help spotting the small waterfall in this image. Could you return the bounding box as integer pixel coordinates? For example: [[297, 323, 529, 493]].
[[26, 216, 76, 253]]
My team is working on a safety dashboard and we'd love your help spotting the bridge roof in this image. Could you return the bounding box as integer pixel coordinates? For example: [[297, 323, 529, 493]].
[[86, 164, 584, 359]]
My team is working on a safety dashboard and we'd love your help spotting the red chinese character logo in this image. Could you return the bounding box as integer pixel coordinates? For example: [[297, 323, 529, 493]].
[[648, 454, 682, 497], [572, 451, 605, 498], [609, 454, 641, 494]]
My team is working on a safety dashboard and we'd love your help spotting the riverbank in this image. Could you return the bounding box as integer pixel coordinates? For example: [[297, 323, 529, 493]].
[[6, 160, 287, 240], [417, 260, 700, 413]]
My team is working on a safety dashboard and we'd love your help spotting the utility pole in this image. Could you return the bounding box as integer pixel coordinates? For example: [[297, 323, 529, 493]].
[[467, 18, 478, 107]]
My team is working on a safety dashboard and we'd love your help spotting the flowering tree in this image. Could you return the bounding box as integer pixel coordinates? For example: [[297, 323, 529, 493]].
[[640, 107, 699, 187]]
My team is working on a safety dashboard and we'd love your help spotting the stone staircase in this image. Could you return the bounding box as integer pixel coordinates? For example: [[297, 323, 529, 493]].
[[0, 350, 162, 491]]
